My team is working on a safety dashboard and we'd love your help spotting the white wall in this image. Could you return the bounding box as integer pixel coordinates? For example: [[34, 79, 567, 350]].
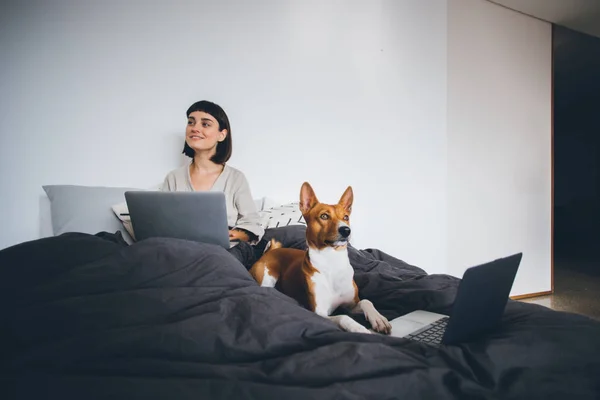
[[1, 0, 552, 295], [447, 0, 552, 296], [0, 0, 449, 273]]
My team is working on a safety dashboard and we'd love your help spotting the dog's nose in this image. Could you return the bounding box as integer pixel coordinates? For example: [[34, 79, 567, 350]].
[[338, 226, 351, 238]]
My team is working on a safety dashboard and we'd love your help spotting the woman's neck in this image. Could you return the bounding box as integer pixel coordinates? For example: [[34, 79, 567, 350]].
[[192, 152, 223, 174]]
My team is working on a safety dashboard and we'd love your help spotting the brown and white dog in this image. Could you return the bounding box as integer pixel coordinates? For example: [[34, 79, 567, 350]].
[[249, 182, 391, 335]]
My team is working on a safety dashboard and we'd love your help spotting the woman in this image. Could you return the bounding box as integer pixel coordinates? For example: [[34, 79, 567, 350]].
[[161, 100, 265, 268]]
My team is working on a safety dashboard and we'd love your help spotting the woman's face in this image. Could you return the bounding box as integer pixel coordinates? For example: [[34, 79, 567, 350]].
[[185, 111, 227, 154]]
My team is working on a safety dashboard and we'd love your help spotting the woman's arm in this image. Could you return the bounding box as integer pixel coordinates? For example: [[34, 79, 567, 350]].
[[231, 173, 265, 244]]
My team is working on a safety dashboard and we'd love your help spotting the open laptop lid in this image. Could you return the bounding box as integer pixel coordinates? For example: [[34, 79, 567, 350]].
[[442, 252, 523, 345], [125, 191, 231, 249]]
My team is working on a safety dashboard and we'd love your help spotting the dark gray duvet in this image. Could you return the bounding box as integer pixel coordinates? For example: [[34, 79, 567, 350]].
[[1, 226, 599, 399]]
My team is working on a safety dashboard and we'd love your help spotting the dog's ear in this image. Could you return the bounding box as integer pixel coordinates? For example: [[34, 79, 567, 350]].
[[338, 186, 353, 214], [299, 182, 319, 214]]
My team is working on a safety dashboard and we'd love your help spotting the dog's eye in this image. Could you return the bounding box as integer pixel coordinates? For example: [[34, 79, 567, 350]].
[[343, 215, 349, 221], [320, 214, 329, 220]]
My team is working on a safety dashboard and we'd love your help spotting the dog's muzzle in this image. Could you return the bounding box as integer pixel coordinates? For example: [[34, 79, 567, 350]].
[[325, 223, 351, 246]]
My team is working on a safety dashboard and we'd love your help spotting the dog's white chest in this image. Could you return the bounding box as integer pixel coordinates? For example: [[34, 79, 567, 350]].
[[309, 247, 356, 316]]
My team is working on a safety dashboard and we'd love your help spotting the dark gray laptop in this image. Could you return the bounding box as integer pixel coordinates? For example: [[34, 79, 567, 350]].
[[124, 191, 231, 249], [389, 252, 523, 347]]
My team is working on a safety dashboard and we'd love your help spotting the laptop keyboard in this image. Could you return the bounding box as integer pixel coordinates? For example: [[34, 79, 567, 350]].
[[405, 317, 450, 347]]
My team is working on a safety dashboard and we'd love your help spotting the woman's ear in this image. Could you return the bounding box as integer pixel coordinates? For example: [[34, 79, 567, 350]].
[[218, 129, 228, 142]]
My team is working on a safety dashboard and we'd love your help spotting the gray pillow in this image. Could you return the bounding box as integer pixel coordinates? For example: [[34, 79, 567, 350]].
[[43, 184, 141, 244]]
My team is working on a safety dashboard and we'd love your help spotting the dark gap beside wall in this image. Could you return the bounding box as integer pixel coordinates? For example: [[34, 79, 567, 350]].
[[554, 25, 600, 267]]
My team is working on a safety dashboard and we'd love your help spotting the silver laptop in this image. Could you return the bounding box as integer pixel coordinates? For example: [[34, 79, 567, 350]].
[[389, 253, 522, 347], [124, 191, 231, 249]]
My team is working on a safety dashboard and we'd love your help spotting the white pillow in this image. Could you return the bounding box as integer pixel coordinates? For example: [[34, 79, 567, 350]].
[[261, 197, 279, 210], [258, 202, 306, 229], [254, 197, 266, 211]]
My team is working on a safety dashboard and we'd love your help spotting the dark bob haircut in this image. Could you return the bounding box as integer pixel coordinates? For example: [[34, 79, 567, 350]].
[[182, 100, 232, 165]]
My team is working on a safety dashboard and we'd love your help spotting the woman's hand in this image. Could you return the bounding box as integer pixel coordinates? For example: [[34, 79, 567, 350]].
[[229, 228, 250, 242]]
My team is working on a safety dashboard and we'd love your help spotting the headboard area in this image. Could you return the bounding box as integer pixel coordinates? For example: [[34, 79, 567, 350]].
[[41, 185, 145, 244], [39, 184, 305, 245]]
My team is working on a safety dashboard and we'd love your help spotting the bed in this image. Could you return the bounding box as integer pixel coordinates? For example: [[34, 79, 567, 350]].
[[2, 185, 600, 399], [2, 223, 600, 400]]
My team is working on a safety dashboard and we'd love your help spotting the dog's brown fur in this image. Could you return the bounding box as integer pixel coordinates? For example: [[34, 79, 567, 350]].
[[248, 182, 391, 334]]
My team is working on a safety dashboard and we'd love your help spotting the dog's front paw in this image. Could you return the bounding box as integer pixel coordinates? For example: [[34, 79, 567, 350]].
[[365, 309, 392, 335], [348, 322, 372, 335], [330, 315, 372, 334]]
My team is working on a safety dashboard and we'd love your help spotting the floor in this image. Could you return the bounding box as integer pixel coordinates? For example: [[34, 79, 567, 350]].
[[520, 257, 600, 320]]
